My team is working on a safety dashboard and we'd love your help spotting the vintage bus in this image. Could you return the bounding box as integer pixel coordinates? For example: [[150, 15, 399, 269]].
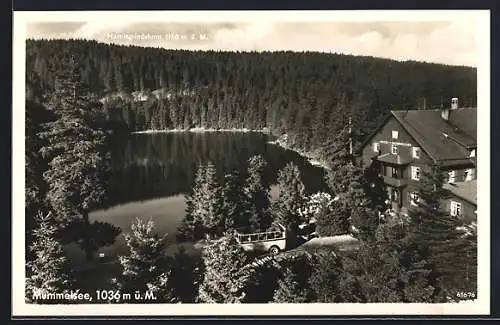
[[235, 223, 287, 255]]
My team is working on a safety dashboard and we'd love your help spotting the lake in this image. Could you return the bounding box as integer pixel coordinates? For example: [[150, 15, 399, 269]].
[[67, 132, 327, 266]]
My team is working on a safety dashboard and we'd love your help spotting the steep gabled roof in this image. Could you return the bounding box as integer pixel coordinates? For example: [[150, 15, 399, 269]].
[[443, 180, 477, 206], [391, 108, 476, 163]]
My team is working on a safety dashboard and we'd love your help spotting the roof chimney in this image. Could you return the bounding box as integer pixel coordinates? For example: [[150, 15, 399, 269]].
[[451, 97, 458, 110]]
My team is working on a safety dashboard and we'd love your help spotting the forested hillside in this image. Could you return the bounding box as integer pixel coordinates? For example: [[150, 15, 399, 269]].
[[26, 39, 477, 156]]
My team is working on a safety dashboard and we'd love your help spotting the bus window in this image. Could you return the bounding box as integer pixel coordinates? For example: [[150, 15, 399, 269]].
[[250, 234, 258, 242], [258, 233, 266, 241]]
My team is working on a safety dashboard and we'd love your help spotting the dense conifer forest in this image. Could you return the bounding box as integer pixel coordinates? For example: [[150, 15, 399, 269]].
[[26, 39, 476, 157], [24, 39, 478, 304]]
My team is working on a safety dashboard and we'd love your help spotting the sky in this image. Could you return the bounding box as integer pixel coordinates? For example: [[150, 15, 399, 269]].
[[26, 19, 478, 67]]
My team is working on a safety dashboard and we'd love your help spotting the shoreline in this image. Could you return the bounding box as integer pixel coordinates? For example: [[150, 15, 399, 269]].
[[132, 127, 268, 134], [131, 128, 329, 171], [267, 138, 330, 171]]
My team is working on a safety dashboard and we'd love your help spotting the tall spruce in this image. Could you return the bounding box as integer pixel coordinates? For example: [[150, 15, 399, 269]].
[[178, 164, 206, 241], [38, 55, 110, 259], [275, 162, 307, 232], [170, 245, 205, 303], [308, 249, 360, 302], [198, 233, 256, 303], [203, 163, 225, 237], [406, 164, 475, 301], [315, 198, 351, 236], [245, 155, 272, 231], [112, 218, 175, 303], [323, 119, 380, 240], [26, 211, 73, 303], [222, 169, 250, 230], [273, 252, 315, 303]]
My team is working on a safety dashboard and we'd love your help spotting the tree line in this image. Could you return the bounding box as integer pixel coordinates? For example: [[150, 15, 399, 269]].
[[24, 42, 477, 304], [26, 39, 477, 160], [28, 153, 475, 303]]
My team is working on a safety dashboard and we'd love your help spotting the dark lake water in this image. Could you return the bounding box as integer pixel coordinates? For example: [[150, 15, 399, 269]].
[[67, 132, 327, 265]]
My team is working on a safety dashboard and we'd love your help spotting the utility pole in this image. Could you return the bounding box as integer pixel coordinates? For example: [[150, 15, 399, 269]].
[[348, 116, 353, 155]]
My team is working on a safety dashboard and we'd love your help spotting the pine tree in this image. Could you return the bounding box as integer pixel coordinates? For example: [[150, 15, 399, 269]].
[[198, 233, 255, 303], [178, 164, 207, 241], [222, 170, 250, 230], [202, 163, 225, 237], [26, 211, 73, 303], [275, 162, 307, 233], [179, 163, 224, 240], [308, 249, 357, 302], [341, 242, 404, 302], [363, 160, 389, 215], [315, 198, 350, 236], [38, 55, 110, 259], [406, 164, 475, 301], [25, 100, 50, 231], [273, 268, 310, 303], [170, 245, 204, 303], [273, 252, 315, 303], [245, 155, 272, 231], [323, 121, 354, 192], [112, 218, 175, 303]]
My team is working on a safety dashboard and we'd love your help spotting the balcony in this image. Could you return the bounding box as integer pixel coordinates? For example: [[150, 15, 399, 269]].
[[383, 175, 408, 188], [376, 153, 412, 166]]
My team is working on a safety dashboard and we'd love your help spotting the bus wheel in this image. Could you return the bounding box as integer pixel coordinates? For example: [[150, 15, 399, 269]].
[[269, 246, 280, 255]]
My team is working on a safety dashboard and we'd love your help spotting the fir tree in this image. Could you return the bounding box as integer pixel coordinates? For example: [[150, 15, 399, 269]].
[[112, 218, 175, 303], [275, 162, 307, 233], [179, 163, 225, 240], [322, 118, 379, 240], [178, 164, 206, 242], [202, 163, 225, 237], [315, 198, 350, 236], [38, 55, 110, 259], [245, 155, 272, 231], [170, 245, 205, 303], [406, 164, 475, 301], [323, 121, 355, 194], [273, 252, 315, 303], [308, 249, 359, 302], [341, 242, 404, 302], [198, 233, 255, 303], [363, 160, 389, 215], [273, 268, 309, 303], [222, 169, 250, 230], [26, 211, 73, 304]]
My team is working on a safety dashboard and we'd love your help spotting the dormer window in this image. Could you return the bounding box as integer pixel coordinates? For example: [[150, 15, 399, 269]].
[[392, 130, 399, 139], [464, 168, 475, 181], [448, 170, 456, 183], [373, 142, 380, 153], [412, 147, 421, 159]]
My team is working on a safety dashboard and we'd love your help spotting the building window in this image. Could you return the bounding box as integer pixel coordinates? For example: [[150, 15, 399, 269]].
[[411, 166, 420, 181], [464, 168, 475, 181], [392, 130, 399, 139], [409, 192, 419, 206], [469, 149, 476, 158], [412, 147, 421, 159], [391, 167, 399, 178], [373, 142, 380, 153], [448, 170, 456, 183], [391, 144, 398, 155], [450, 201, 462, 217]]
